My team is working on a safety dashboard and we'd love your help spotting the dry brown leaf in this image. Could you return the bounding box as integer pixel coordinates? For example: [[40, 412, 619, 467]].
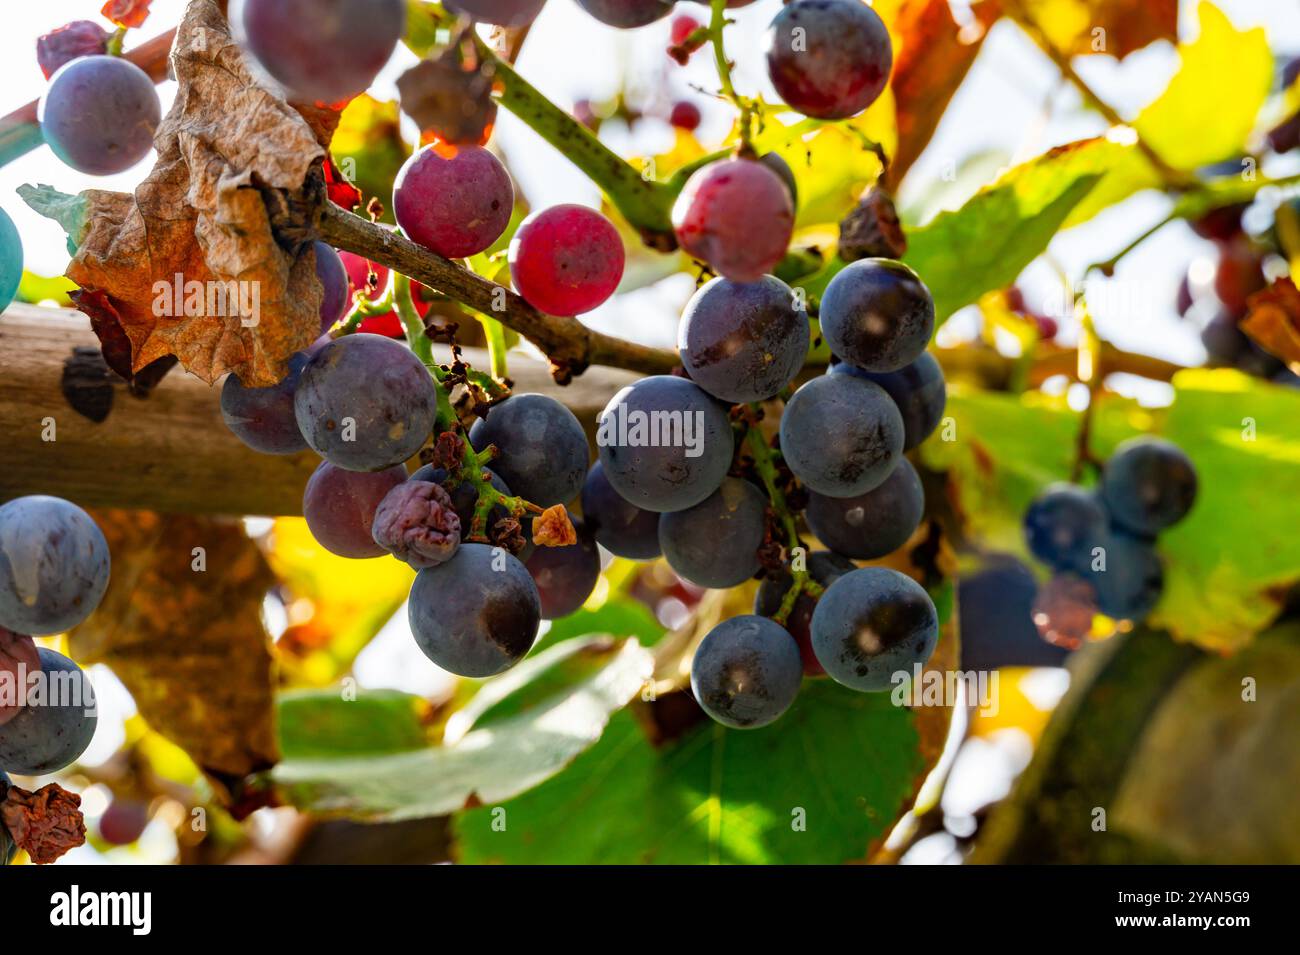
[[66, 0, 340, 387], [102, 0, 154, 29], [69, 511, 279, 792], [885, 0, 1001, 191], [532, 505, 577, 547], [1242, 278, 1300, 366], [0, 783, 86, 864], [1013, 0, 1178, 60]]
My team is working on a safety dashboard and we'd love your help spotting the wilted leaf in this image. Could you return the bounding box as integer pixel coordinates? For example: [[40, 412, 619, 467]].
[[0, 783, 86, 865], [69, 512, 279, 788], [45, 0, 339, 387], [272, 637, 653, 820], [886, 0, 1001, 191], [398, 40, 498, 146], [1241, 278, 1300, 366], [1012, 0, 1176, 60]]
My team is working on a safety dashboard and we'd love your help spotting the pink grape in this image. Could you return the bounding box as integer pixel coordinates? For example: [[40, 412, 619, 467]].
[[394, 145, 514, 259], [671, 158, 794, 282]]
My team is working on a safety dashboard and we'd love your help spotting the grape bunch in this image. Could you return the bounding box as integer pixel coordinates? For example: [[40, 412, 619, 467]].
[[0, 497, 107, 783], [1023, 437, 1197, 634]]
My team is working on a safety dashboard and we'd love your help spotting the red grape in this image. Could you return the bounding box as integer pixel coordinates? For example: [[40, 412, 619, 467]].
[[669, 101, 702, 131], [303, 462, 409, 559], [394, 145, 514, 259], [508, 205, 625, 315], [670, 13, 702, 45], [671, 158, 794, 282], [765, 0, 893, 120]]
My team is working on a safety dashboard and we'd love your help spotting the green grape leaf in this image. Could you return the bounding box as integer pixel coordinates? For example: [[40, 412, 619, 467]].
[[532, 596, 665, 654], [278, 688, 431, 759], [902, 142, 1107, 322], [455, 584, 958, 865], [921, 370, 1300, 651], [270, 636, 653, 820]]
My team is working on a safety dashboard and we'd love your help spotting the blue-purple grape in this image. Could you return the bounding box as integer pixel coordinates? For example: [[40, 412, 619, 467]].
[[0, 208, 22, 315], [408, 543, 541, 677], [237, 0, 405, 103], [294, 334, 437, 472], [39, 55, 161, 175], [1089, 530, 1164, 621], [678, 275, 810, 403], [819, 258, 934, 372], [1100, 437, 1198, 536], [830, 351, 946, 450], [690, 615, 802, 729], [468, 394, 590, 507], [596, 375, 734, 513], [0, 648, 97, 775], [659, 478, 766, 588], [576, 0, 674, 28], [315, 242, 350, 332], [1023, 483, 1107, 573], [804, 457, 923, 559], [580, 460, 660, 559], [0, 496, 110, 636], [779, 372, 904, 497], [221, 350, 313, 455], [444, 0, 548, 26], [810, 567, 938, 692], [959, 556, 1070, 670], [524, 517, 601, 619], [303, 461, 408, 558]]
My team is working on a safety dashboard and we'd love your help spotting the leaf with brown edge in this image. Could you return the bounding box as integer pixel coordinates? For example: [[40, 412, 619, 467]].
[[1242, 278, 1300, 366], [1, 783, 86, 865], [885, 0, 1001, 192], [69, 511, 279, 798], [1011, 0, 1178, 61], [57, 0, 340, 387]]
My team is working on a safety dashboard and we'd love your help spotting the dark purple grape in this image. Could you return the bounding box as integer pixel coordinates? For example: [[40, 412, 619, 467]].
[[576, 0, 674, 28], [1023, 483, 1107, 573], [221, 350, 313, 455], [804, 457, 923, 559], [469, 394, 590, 507], [0, 496, 110, 636], [524, 518, 601, 619], [678, 275, 810, 403], [294, 334, 437, 472], [659, 479, 766, 588], [0, 648, 97, 775], [765, 0, 893, 120], [959, 557, 1071, 670], [371, 481, 461, 569], [237, 0, 405, 103], [754, 551, 855, 676], [408, 543, 541, 677], [671, 158, 794, 282], [690, 615, 802, 729], [810, 567, 938, 692], [394, 145, 514, 259], [444, 0, 548, 26], [580, 461, 661, 559], [1088, 530, 1164, 621], [315, 242, 350, 332], [303, 461, 408, 559], [98, 798, 150, 846], [830, 351, 946, 450], [596, 375, 734, 513], [779, 373, 904, 497], [1100, 437, 1198, 536], [819, 258, 935, 373], [39, 55, 160, 175]]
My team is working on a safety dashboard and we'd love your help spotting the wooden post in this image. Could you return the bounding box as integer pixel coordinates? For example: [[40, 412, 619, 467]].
[[0, 304, 638, 516]]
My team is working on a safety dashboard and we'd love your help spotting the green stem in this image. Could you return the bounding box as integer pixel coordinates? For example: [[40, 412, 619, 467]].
[[106, 27, 127, 57], [744, 415, 821, 625], [479, 42, 677, 243], [478, 316, 509, 378], [708, 0, 752, 149]]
